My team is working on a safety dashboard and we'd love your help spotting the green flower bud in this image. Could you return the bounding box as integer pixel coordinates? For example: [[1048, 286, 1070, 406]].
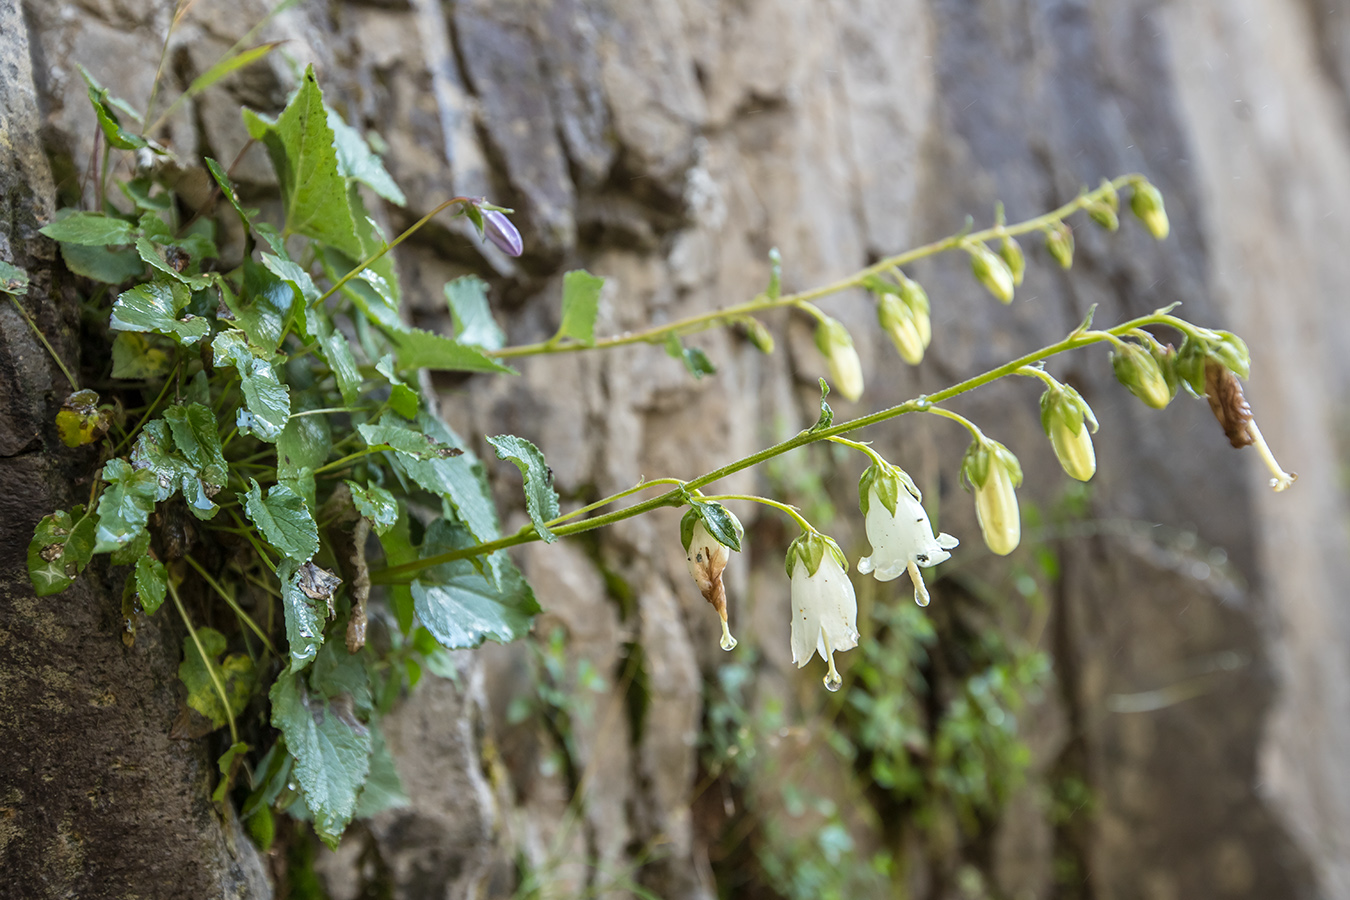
[[967, 242, 1015, 304], [735, 316, 776, 354], [898, 276, 931, 345], [877, 292, 928, 365], [1045, 222, 1074, 269], [815, 316, 864, 401], [1111, 341, 1174, 409], [1099, 179, 1120, 213], [961, 438, 1022, 556], [999, 234, 1026, 286], [1087, 200, 1120, 231], [1130, 181, 1170, 240], [1040, 384, 1099, 482]]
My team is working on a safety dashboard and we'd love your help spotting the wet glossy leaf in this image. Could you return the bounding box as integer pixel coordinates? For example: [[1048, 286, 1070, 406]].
[[163, 403, 228, 489], [27, 506, 97, 596], [486, 434, 559, 543], [554, 269, 603, 345], [664, 335, 716, 379], [346, 481, 399, 535], [131, 420, 217, 519], [376, 355, 419, 419], [111, 280, 210, 346], [276, 559, 326, 668], [55, 389, 112, 447], [135, 236, 213, 290], [180, 627, 255, 730], [135, 555, 167, 615], [212, 330, 291, 442], [241, 478, 319, 563], [444, 275, 504, 351], [270, 663, 372, 848], [94, 458, 159, 553]]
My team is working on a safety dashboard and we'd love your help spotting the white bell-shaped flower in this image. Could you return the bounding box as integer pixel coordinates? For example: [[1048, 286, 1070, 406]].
[[786, 532, 859, 692], [855, 464, 958, 608]]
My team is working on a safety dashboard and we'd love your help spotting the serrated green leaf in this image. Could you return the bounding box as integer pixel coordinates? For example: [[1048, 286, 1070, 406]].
[[270, 664, 373, 847], [181, 627, 256, 731], [388, 326, 514, 374], [257, 66, 364, 259], [111, 280, 210, 346], [27, 506, 97, 596], [359, 414, 500, 546], [276, 559, 326, 667], [686, 498, 743, 553], [135, 555, 167, 615], [163, 403, 228, 489], [261, 251, 320, 305], [219, 261, 297, 353], [375, 355, 419, 419], [346, 481, 399, 535], [444, 275, 504, 351], [135, 236, 213, 290], [554, 269, 603, 345], [1, 260, 30, 296], [486, 434, 559, 543], [41, 212, 136, 246], [354, 726, 408, 818], [59, 242, 143, 284], [329, 108, 406, 206], [278, 409, 330, 512], [94, 458, 158, 553], [109, 529, 151, 567], [349, 199, 400, 308], [131, 419, 203, 506], [809, 377, 834, 433], [241, 478, 319, 562], [413, 522, 539, 649], [213, 330, 291, 442], [110, 332, 173, 379]]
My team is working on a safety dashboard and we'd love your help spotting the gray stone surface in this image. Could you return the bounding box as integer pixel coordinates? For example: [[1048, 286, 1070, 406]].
[[7, 0, 1350, 897]]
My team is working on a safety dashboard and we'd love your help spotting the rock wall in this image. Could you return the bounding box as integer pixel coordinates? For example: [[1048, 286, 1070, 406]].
[[6, 0, 1350, 897]]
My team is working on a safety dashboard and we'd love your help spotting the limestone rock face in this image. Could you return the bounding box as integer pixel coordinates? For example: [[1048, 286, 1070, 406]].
[[5, 0, 1349, 897]]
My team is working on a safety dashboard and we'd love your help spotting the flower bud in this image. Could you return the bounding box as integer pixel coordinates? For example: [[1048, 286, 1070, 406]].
[[1099, 179, 1120, 213], [898, 276, 932, 346], [961, 439, 1022, 556], [1111, 341, 1173, 409], [734, 316, 775, 354], [815, 316, 864, 401], [1040, 384, 1099, 482], [1045, 222, 1074, 269], [999, 234, 1026, 286], [877, 292, 927, 365], [1087, 200, 1120, 232], [967, 242, 1015, 304], [480, 208, 523, 257], [1130, 182, 1170, 240]]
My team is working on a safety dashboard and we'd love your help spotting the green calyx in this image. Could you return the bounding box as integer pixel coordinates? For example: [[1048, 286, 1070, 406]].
[[1111, 341, 1174, 409], [681, 501, 744, 553], [858, 462, 921, 518], [784, 531, 847, 579], [960, 437, 1023, 493], [1039, 383, 1098, 439]]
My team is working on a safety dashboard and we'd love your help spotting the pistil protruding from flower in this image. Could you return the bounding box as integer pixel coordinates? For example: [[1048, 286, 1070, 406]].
[[856, 461, 958, 607]]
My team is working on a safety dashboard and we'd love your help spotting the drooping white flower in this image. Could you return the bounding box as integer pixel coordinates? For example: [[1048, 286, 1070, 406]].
[[856, 463, 958, 608], [785, 532, 858, 692]]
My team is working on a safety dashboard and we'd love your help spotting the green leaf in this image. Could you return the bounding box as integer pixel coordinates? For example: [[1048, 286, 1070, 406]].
[[387, 327, 514, 374], [219, 261, 296, 353], [444, 275, 504, 351], [359, 413, 500, 546], [684, 497, 743, 553], [60, 243, 144, 284], [257, 66, 364, 259], [276, 559, 326, 668], [261, 251, 320, 304], [94, 458, 159, 553], [328, 107, 406, 206], [766, 247, 782, 299], [135, 556, 167, 615], [414, 520, 539, 649], [40, 211, 136, 246], [180, 627, 256, 730], [111, 280, 210, 346], [278, 412, 331, 481], [485, 434, 560, 543], [55, 389, 112, 447], [554, 269, 603, 345], [664, 335, 716, 379], [376, 355, 419, 419], [0, 260, 29, 296], [212, 330, 291, 442], [351, 190, 401, 306], [377, 508, 417, 634], [346, 481, 399, 535], [111, 332, 173, 379], [131, 419, 218, 519], [119, 175, 172, 212], [354, 727, 408, 818], [808, 377, 834, 433], [271, 664, 373, 847], [135, 236, 213, 290], [84, 81, 149, 150], [163, 403, 228, 488], [27, 506, 97, 596], [241, 478, 319, 563], [109, 529, 151, 567], [185, 42, 283, 104], [213, 741, 251, 805]]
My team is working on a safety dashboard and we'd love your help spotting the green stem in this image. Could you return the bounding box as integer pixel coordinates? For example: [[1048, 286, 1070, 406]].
[[289, 406, 369, 419], [925, 406, 986, 440], [544, 478, 686, 527], [701, 493, 813, 532], [110, 365, 180, 456], [228, 509, 277, 573], [491, 176, 1145, 360], [8, 296, 80, 391], [184, 555, 279, 656], [168, 576, 239, 745], [1015, 365, 1060, 390], [826, 435, 888, 469], [313, 196, 475, 307], [312, 446, 393, 476]]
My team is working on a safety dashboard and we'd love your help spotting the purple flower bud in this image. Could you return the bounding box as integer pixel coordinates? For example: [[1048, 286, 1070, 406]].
[[481, 208, 523, 257]]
